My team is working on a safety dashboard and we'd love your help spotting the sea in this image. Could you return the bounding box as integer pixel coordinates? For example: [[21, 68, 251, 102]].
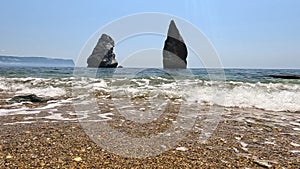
[[0, 67, 300, 124]]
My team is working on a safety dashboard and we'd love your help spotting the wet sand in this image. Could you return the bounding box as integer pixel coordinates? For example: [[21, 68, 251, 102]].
[[1, 106, 299, 168]]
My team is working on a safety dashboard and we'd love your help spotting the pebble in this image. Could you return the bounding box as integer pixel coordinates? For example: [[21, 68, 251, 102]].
[[240, 142, 248, 147], [264, 141, 276, 145], [160, 145, 167, 149], [233, 147, 239, 153], [6, 155, 13, 159], [241, 147, 248, 152], [254, 159, 272, 168], [290, 142, 300, 147], [290, 150, 300, 154], [176, 147, 188, 151], [73, 157, 82, 162], [235, 137, 241, 141]]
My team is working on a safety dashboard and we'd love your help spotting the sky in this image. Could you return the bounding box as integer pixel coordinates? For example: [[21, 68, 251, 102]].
[[0, 0, 300, 68]]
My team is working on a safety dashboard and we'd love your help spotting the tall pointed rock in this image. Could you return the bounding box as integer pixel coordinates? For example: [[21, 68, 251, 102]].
[[87, 34, 118, 68], [163, 20, 188, 69]]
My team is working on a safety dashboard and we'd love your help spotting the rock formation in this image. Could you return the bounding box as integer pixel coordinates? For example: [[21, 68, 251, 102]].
[[163, 20, 188, 69], [87, 34, 118, 68], [266, 75, 300, 79], [8, 94, 50, 103]]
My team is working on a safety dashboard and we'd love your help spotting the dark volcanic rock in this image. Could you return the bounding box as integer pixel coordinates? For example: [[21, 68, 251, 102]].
[[163, 20, 188, 69], [8, 94, 50, 103], [87, 34, 118, 68]]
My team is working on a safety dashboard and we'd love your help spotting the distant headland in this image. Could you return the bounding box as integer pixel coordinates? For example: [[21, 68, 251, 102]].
[[0, 55, 74, 67]]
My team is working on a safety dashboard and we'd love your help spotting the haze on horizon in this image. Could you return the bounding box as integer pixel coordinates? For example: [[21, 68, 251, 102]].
[[0, 0, 300, 69]]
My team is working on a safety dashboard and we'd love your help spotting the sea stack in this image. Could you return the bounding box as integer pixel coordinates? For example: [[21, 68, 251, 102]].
[[163, 20, 188, 69], [87, 34, 118, 68]]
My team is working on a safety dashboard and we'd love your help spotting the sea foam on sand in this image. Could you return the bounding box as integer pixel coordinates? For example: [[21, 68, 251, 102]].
[[16, 86, 66, 97]]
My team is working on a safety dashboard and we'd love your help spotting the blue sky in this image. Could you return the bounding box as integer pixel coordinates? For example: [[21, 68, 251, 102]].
[[0, 0, 300, 68]]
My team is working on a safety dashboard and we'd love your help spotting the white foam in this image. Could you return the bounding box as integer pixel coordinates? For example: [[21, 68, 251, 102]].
[[98, 113, 114, 120], [16, 86, 66, 97], [0, 80, 27, 92], [0, 77, 66, 98], [92, 80, 107, 89], [1, 76, 300, 115], [4, 121, 36, 125], [290, 122, 300, 126], [0, 101, 67, 116], [0, 107, 40, 116], [105, 79, 300, 112], [35, 102, 62, 110], [41, 113, 75, 121], [186, 81, 300, 112], [293, 128, 300, 131]]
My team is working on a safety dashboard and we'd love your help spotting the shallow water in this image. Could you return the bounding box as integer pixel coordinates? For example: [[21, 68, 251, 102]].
[[1, 67, 299, 114]]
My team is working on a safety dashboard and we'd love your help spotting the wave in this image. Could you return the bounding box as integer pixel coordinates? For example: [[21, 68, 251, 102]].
[[0, 77, 67, 97], [189, 81, 300, 112], [0, 76, 299, 112]]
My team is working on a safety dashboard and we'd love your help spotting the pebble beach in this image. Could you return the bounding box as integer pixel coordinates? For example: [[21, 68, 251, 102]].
[[1, 105, 299, 168]]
